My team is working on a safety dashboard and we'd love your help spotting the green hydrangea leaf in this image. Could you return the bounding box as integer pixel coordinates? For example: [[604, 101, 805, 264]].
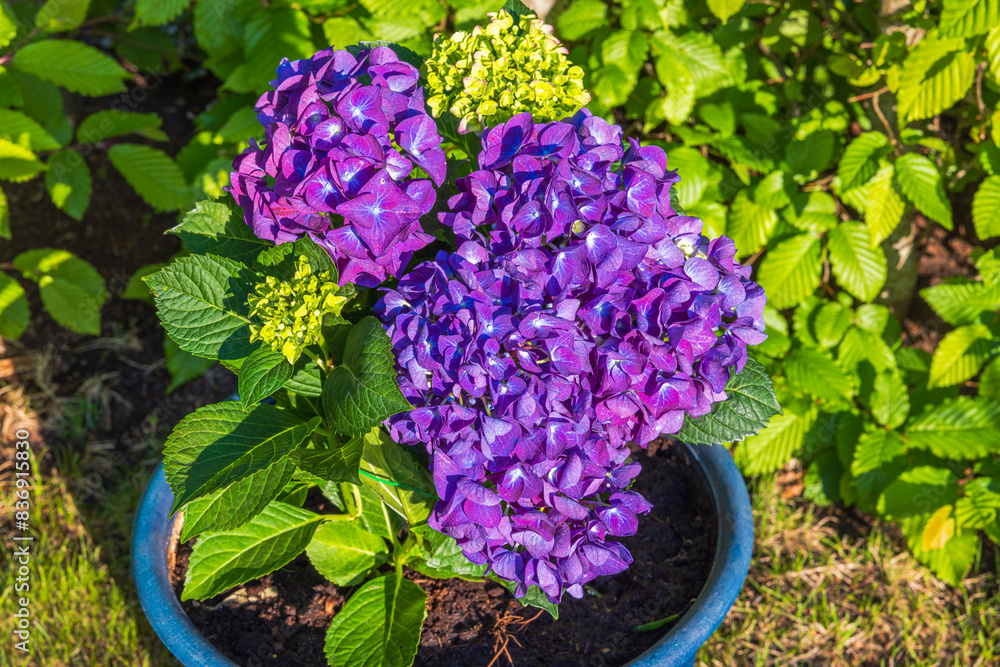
[[239, 347, 294, 409], [183, 502, 324, 600], [164, 337, 216, 394], [409, 525, 488, 580], [163, 401, 320, 511], [359, 430, 436, 525], [324, 573, 427, 667], [290, 433, 368, 486], [307, 520, 390, 587], [145, 254, 257, 360], [677, 354, 782, 445], [179, 455, 296, 541], [169, 199, 271, 264], [322, 317, 411, 436]]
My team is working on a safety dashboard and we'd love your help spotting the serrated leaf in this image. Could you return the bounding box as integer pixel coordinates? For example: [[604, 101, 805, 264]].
[[76, 110, 167, 144], [906, 397, 1000, 459], [864, 165, 905, 247], [145, 254, 256, 360], [735, 408, 811, 476], [183, 501, 323, 600], [290, 433, 368, 486], [11, 40, 129, 96], [939, 0, 1000, 37], [0, 272, 29, 340], [667, 147, 715, 208], [895, 153, 952, 228], [179, 455, 295, 541], [164, 336, 216, 394], [813, 301, 853, 348], [324, 573, 427, 667], [871, 371, 910, 429], [133, 0, 193, 27], [489, 574, 560, 618], [677, 354, 782, 445], [0, 184, 8, 240], [45, 150, 91, 221], [727, 189, 777, 258], [0, 3, 15, 50], [927, 323, 992, 388], [35, 0, 90, 33], [164, 401, 320, 511], [0, 109, 61, 151], [981, 357, 1000, 400], [878, 465, 958, 519], [555, 0, 607, 40], [169, 199, 271, 264], [409, 525, 488, 580], [13, 248, 107, 335], [308, 520, 388, 587], [757, 233, 822, 309], [108, 143, 189, 212], [973, 175, 1000, 239], [706, 0, 744, 22], [602, 30, 648, 79], [898, 37, 975, 123], [360, 430, 436, 525], [783, 191, 838, 234], [785, 129, 837, 178], [322, 317, 411, 436], [828, 221, 888, 303], [223, 8, 314, 93], [786, 347, 855, 404], [838, 132, 890, 191], [920, 280, 1000, 326], [0, 137, 43, 182], [123, 263, 167, 304], [954, 478, 1000, 529], [6, 69, 72, 146], [921, 505, 955, 551], [838, 327, 897, 375], [239, 347, 293, 408], [851, 429, 906, 499]]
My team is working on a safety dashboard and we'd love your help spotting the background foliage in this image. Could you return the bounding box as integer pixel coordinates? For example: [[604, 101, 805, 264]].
[[2, 0, 999, 584]]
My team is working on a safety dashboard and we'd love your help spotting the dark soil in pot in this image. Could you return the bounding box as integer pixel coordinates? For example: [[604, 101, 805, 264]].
[[170, 438, 718, 667]]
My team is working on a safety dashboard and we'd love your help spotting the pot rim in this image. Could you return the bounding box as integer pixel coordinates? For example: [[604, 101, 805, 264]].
[[131, 442, 751, 667]]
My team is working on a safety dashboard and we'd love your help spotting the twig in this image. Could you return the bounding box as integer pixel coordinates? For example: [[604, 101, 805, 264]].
[[871, 89, 899, 151], [975, 63, 987, 141], [847, 86, 888, 103]]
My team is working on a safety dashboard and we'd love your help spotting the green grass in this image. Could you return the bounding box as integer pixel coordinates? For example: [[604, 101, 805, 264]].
[[699, 475, 1000, 666], [0, 459, 176, 667]]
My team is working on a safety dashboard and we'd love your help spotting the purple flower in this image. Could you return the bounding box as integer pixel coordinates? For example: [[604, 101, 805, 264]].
[[377, 110, 767, 602], [229, 46, 447, 287]]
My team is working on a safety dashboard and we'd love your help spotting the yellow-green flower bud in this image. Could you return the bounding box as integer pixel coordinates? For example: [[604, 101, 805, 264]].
[[247, 256, 349, 364], [425, 9, 591, 133]]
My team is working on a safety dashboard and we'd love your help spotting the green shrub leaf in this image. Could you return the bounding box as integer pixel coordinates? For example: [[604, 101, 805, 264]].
[[920, 280, 1000, 326], [851, 429, 906, 499], [183, 502, 324, 600], [863, 164, 906, 247], [555, 0, 607, 40], [895, 153, 952, 229], [76, 111, 167, 144], [12, 248, 106, 335], [829, 221, 888, 303], [164, 337, 216, 394], [927, 323, 992, 388], [163, 401, 320, 511], [0, 137, 44, 182], [134, 0, 194, 27], [409, 525, 488, 580], [35, 0, 90, 33], [897, 37, 975, 123], [45, 150, 91, 221], [0, 109, 61, 151], [0, 272, 29, 340], [838, 132, 889, 191], [870, 371, 910, 429], [786, 347, 855, 404], [727, 189, 777, 258], [108, 143, 190, 212], [677, 354, 782, 445], [734, 408, 812, 475], [939, 0, 1000, 37], [11, 40, 129, 96], [360, 430, 436, 525], [324, 573, 427, 667], [322, 317, 411, 436], [972, 175, 1000, 239], [307, 521, 389, 586], [906, 397, 1000, 459], [757, 232, 822, 309]]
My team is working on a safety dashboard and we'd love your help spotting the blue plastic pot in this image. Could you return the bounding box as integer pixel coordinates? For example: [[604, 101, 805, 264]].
[[132, 441, 752, 667]]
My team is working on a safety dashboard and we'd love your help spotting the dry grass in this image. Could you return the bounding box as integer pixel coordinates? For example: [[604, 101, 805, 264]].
[[699, 476, 1000, 666]]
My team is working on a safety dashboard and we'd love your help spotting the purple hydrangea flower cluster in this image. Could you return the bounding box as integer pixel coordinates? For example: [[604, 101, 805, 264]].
[[376, 110, 766, 602], [230, 46, 448, 287]]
